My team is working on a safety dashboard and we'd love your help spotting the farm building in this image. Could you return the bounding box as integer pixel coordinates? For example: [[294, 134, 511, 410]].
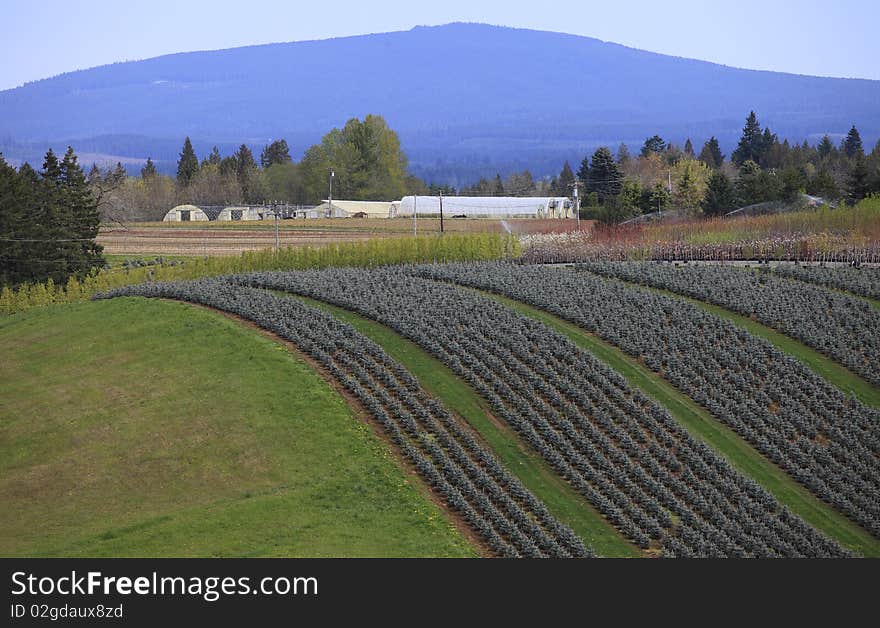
[[163, 205, 264, 222], [217, 206, 263, 221], [397, 196, 574, 219], [163, 204, 215, 222], [311, 200, 396, 218]]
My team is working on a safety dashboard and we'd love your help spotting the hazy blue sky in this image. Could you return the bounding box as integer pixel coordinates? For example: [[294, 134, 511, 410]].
[[2, 0, 877, 91]]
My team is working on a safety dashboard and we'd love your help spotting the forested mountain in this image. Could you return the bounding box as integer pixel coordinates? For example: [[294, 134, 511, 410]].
[[1, 23, 878, 185]]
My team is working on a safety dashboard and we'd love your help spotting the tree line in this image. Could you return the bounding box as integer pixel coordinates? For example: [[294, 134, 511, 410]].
[[573, 111, 880, 224], [0, 148, 103, 286], [93, 114, 425, 222]]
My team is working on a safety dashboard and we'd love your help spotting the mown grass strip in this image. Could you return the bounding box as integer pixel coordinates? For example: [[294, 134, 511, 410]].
[[293, 294, 642, 558], [579, 273, 880, 409], [0, 298, 476, 558], [481, 290, 880, 558]]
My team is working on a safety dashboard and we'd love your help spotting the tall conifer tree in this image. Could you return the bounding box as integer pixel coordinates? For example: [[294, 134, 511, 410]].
[[177, 136, 199, 185], [731, 111, 764, 166]]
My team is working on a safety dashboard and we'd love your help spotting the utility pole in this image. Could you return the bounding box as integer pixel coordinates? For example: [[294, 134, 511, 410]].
[[273, 200, 279, 254], [439, 191, 444, 234], [328, 169, 335, 218], [663, 169, 672, 218], [571, 182, 580, 231], [413, 195, 418, 237]]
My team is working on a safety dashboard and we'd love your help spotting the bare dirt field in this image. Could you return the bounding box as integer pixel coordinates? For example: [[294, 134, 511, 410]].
[[98, 218, 591, 256], [98, 227, 385, 255]]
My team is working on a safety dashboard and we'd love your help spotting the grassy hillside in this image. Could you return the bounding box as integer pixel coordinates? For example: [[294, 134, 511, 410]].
[[0, 298, 475, 557]]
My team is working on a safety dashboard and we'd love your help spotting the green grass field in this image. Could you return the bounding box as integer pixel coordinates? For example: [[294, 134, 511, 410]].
[[294, 295, 642, 558], [481, 291, 880, 557], [0, 298, 475, 557]]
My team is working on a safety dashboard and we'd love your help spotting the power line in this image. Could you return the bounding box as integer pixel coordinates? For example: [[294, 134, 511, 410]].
[[0, 237, 98, 242]]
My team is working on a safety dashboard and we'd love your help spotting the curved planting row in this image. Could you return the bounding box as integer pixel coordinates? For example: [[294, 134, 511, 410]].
[[578, 261, 880, 387], [234, 269, 849, 557], [95, 279, 591, 558], [770, 264, 880, 301], [418, 262, 880, 537]]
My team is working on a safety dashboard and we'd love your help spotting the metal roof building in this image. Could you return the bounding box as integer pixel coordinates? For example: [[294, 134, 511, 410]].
[[312, 200, 396, 218]]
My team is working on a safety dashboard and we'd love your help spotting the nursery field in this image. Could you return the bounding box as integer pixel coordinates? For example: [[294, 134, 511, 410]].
[[522, 197, 880, 263], [3, 257, 878, 558]]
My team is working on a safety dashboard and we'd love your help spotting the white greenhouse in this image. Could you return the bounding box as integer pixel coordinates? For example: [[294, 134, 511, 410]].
[[163, 204, 212, 222], [216, 206, 263, 221], [397, 196, 574, 219]]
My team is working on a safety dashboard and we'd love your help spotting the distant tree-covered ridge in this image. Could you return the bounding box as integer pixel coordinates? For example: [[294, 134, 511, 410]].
[[1, 24, 878, 185]]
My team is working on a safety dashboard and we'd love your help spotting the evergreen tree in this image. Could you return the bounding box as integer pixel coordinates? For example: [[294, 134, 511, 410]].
[[219, 155, 238, 177], [698, 136, 724, 169], [842, 125, 864, 159], [576, 156, 590, 186], [203, 146, 222, 168], [808, 165, 839, 200], [616, 143, 631, 165], [87, 163, 101, 183], [731, 111, 764, 166], [557, 161, 575, 195], [586, 147, 623, 203], [869, 148, 880, 196], [596, 195, 640, 225], [817, 135, 836, 160], [234, 144, 261, 203], [14, 163, 43, 283], [3, 147, 105, 285], [780, 166, 806, 203], [663, 142, 683, 165], [504, 170, 536, 196], [760, 127, 778, 167], [847, 153, 870, 203], [260, 139, 292, 168], [41, 148, 62, 183], [111, 162, 127, 184], [640, 135, 666, 157], [59, 147, 103, 277], [491, 174, 504, 195], [684, 138, 695, 158], [235, 144, 257, 174], [0, 155, 24, 284], [648, 182, 670, 213], [735, 160, 764, 206], [703, 170, 735, 216], [176, 136, 199, 186], [620, 179, 642, 209], [141, 157, 157, 179]]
